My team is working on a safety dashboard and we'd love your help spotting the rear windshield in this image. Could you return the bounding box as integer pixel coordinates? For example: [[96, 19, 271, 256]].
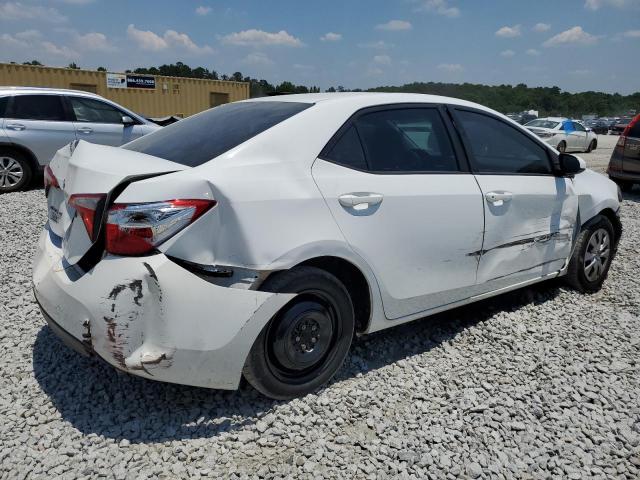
[[124, 101, 312, 166]]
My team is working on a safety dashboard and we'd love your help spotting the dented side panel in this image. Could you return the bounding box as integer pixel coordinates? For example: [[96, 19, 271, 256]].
[[474, 175, 578, 286]]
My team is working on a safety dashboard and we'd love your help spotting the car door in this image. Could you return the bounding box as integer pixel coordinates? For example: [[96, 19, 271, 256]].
[[312, 105, 485, 320], [571, 122, 589, 151], [4, 94, 77, 165], [451, 107, 578, 291], [67, 96, 144, 147]]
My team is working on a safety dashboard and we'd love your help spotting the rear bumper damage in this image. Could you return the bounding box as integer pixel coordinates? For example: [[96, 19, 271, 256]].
[[32, 226, 295, 390]]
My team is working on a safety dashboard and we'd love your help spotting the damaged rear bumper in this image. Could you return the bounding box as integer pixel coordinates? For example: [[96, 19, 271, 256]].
[[32, 226, 295, 390]]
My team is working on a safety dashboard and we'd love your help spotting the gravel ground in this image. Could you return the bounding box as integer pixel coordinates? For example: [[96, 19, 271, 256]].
[[578, 134, 619, 174], [1, 155, 639, 478]]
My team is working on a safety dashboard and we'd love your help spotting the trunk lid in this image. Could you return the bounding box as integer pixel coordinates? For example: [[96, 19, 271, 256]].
[[47, 140, 187, 265]]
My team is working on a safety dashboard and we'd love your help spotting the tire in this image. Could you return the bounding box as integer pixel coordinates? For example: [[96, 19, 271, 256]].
[[565, 215, 616, 293], [557, 141, 567, 153], [243, 266, 355, 399], [0, 149, 32, 193], [586, 139, 597, 153]]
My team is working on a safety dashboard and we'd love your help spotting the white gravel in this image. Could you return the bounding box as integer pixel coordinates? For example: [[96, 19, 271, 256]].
[[1, 172, 639, 478]]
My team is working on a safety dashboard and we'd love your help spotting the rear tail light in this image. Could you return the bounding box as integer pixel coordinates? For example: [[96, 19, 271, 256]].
[[618, 115, 639, 149], [68, 193, 106, 241], [105, 199, 216, 256], [43, 165, 59, 196]]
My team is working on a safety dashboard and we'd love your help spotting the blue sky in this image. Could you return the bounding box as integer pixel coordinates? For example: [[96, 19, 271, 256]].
[[1, 0, 639, 94]]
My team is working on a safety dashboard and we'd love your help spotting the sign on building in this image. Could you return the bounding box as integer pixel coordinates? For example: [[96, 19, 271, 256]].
[[106, 73, 155, 89], [106, 73, 127, 89]]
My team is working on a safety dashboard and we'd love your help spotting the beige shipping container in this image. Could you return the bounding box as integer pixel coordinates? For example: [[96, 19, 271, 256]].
[[0, 63, 250, 118]]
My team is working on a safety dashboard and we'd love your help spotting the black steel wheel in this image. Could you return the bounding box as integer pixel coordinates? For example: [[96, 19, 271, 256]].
[[243, 266, 354, 399]]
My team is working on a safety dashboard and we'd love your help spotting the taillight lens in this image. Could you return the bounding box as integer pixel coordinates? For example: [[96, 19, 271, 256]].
[[105, 199, 216, 256], [43, 165, 59, 196], [68, 193, 106, 241], [618, 115, 639, 148]]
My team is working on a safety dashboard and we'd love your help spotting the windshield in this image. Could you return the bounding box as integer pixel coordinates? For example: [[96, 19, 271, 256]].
[[124, 101, 312, 166], [525, 119, 560, 129]]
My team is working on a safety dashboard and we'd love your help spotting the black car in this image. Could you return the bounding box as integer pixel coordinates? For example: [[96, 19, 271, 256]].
[[586, 120, 609, 135], [607, 114, 640, 192]]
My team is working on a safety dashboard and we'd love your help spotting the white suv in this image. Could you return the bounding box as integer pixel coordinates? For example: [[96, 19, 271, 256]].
[[33, 93, 622, 399], [0, 87, 160, 192]]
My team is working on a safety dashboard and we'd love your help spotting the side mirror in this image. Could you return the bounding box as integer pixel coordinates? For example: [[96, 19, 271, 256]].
[[586, 127, 592, 132], [121, 115, 135, 126], [558, 153, 586, 176]]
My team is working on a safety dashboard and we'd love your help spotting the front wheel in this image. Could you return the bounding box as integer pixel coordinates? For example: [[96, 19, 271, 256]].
[[586, 139, 597, 153], [565, 215, 616, 293], [243, 266, 355, 399]]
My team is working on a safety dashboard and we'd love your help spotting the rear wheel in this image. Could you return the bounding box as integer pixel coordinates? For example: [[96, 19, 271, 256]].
[[586, 139, 597, 153], [566, 215, 616, 293], [243, 266, 355, 399], [0, 150, 32, 193], [557, 141, 567, 153]]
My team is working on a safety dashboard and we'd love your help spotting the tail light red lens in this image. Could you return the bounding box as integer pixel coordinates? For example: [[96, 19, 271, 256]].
[[105, 199, 216, 256], [618, 115, 640, 149], [43, 165, 59, 196], [68, 194, 106, 241]]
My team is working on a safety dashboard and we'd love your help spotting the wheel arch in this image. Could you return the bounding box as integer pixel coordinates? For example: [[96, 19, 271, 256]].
[[272, 255, 373, 334], [0, 142, 40, 174]]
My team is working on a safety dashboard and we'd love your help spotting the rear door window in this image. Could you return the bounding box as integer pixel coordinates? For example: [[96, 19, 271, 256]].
[[8, 95, 67, 121], [323, 126, 368, 170], [353, 108, 458, 172], [124, 101, 312, 166], [0, 96, 8, 117]]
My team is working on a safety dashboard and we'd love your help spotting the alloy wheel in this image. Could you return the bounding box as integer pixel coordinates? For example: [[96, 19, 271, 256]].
[[584, 228, 610, 282], [0, 156, 24, 189]]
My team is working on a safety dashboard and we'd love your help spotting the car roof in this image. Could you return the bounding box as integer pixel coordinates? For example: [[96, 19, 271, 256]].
[[242, 92, 493, 112], [0, 86, 103, 99]]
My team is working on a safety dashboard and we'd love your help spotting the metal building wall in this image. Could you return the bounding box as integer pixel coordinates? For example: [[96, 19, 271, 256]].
[[0, 63, 250, 117]]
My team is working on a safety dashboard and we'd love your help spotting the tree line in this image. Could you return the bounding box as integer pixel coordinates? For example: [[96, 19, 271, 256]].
[[14, 60, 640, 117]]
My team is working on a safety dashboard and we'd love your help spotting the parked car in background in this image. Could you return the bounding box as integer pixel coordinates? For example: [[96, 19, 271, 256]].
[[34, 93, 621, 399], [0, 87, 160, 192], [610, 117, 633, 136], [507, 112, 537, 125], [525, 117, 598, 153], [585, 119, 609, 135], [607, 113, 640, 192]]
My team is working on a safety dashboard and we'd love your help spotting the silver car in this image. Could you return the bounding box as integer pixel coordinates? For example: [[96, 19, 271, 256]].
[[0, 87, 160, 192]]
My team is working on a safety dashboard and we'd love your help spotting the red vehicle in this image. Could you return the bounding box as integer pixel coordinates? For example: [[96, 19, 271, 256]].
[[607, 114, 640, 192]]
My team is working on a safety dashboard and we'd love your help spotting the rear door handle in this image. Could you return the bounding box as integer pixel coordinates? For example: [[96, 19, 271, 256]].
[[77, 127, 93, 134], [339, 193, 384, 208], [485, 191, 513, 206], [6, 123, 25, 131]]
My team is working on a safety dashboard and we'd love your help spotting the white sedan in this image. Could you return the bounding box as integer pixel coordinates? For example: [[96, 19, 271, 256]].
[[33, 93, 622, 399], [525, 117, 598, 153]]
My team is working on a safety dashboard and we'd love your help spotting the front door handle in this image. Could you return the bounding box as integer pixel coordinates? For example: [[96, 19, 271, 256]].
[[6, 123, 26, 131], [76, 127, 93, 134], [339, 193, 384, 208], [485, 191, 513, 206]]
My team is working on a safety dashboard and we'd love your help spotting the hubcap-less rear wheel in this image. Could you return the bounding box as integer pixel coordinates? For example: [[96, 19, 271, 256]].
[[0, 156, 24, 189], [268, 294, 338, 382], [243, 266, 355, 399], [584, 228, 610, 282]]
